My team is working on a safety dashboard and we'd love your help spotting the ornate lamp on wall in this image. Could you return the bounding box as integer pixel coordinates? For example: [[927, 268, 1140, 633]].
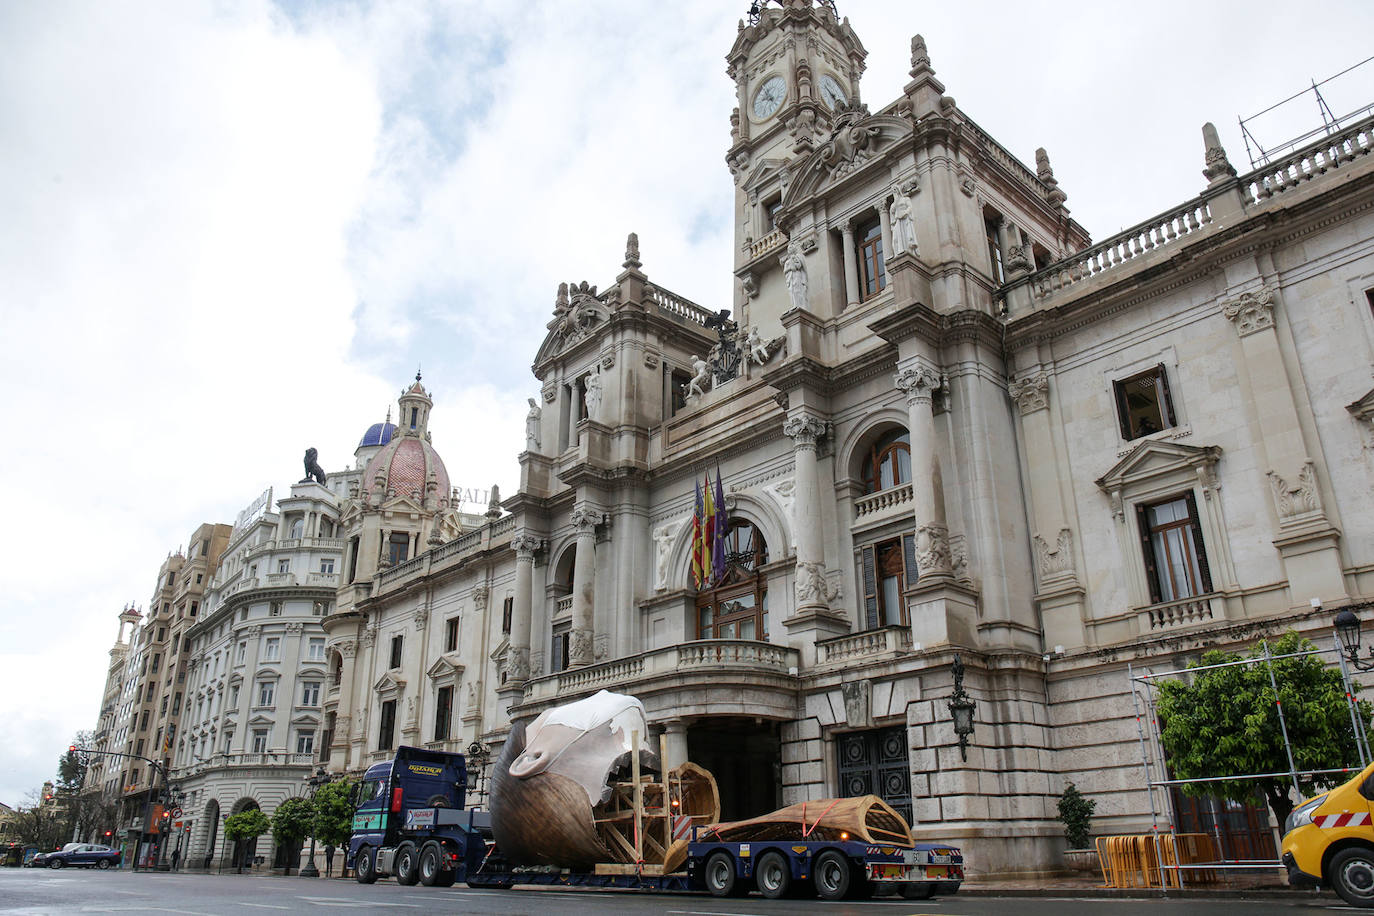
[[948, 654, 977, 762], [1335, 607, 1374, 671]]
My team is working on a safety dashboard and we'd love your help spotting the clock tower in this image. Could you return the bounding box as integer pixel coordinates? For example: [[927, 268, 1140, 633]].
[[725, 0, 866, 322]]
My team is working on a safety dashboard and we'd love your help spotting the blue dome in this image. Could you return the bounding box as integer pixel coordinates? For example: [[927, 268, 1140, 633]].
[[359, 422, 396, 448]]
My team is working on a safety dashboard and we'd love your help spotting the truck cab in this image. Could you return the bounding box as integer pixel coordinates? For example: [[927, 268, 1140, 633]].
[[1282, 760, 1374, 907], [349, 745, 483, 886]]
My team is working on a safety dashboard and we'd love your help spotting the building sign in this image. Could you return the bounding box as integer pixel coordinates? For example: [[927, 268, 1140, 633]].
[[233, 488, 273, 533], [450, 486, 490, 508]]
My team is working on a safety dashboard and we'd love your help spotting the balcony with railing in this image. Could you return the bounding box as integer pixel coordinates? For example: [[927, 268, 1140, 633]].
[[853, 482, 913, 523], [816, 625, 914, 665], [519, 639, 800, 720]]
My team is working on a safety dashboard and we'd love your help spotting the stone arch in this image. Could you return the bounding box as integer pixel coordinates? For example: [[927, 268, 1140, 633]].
[[200, 798, 220, 870], [839, 408, 910, 484], [663, 497, 784, 595], [227, 797, 262, 873]]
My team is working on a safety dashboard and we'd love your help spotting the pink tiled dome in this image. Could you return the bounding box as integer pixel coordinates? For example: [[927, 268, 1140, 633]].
[[362, 434, 450, 502]]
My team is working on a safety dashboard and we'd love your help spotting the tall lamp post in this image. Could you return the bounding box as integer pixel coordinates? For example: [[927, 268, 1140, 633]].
[[299, 767, 331, 878]]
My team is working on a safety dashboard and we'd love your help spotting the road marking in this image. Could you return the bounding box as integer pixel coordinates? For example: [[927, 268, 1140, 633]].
[[239, 904, 290, 910], [666, 910, 773, 916], [296, 897, 421, 909]]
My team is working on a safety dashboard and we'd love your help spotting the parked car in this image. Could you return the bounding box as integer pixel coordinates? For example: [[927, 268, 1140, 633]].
[[33, 843, 121, 869]]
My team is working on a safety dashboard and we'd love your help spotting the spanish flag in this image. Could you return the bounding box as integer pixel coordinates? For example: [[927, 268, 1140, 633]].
[[691, 479, 705, 588]]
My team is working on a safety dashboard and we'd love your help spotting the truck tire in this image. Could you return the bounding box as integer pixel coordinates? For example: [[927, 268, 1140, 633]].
[[395, 844, 420, 886], [419, 843, 454, 887], [704, 851, 739, 897], [1331, 847, 1374, 908], [354, 846, 377, 884], [813, 850, 851, 901], [754, 850, 791, 900]]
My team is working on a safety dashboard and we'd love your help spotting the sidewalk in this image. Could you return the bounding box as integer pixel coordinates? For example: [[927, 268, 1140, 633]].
[[958, 872, 1332, 901]]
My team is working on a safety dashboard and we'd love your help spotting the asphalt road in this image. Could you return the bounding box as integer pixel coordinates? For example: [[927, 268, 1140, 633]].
[[0, 868, 1359, 915]]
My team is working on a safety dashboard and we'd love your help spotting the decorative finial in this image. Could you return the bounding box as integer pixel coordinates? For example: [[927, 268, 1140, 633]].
[[385, 405, 391, 425], [415, 366, 422, 384], [623, 232, 641, 270], [486, 484, 502, 519], [909, 34, 932, 78], [1035, 148, 1068, 208], [1201, 122, 1236, 184]]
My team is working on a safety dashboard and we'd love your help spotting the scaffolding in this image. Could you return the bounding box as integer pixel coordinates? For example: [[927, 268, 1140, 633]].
[[1121, 634, 1372, 890], [1239, 55, 1374, 168]]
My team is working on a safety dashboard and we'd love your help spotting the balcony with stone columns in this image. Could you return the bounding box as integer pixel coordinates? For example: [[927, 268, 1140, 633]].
[[514, 639, 801, 723]]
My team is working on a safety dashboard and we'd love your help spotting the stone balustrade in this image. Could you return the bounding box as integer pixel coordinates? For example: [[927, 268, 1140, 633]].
[[748, 227, 787, 260], [265, 572, 296, 587], [816, 625, 914, 664], [554, 594, 574, 617], [1031, 199, 1213, 300], [172, 751, 316, 779], [523, 639, 800, 703], [377, 554, 425, 586], [307, 572, 339, 587], [645, 283, 716, 327], [1144, 593, 1217, 631], [963, 115, 1057, 205], [1244, 117, 1373, 204], [853, 481, 913, 520]]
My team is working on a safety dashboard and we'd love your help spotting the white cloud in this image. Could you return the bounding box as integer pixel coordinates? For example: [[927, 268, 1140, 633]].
[[1, 0, 1372, 804]]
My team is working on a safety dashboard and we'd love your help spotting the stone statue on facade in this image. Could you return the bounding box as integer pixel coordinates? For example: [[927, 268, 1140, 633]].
[[525, 398, 541, 450], [686, 354, 711, 398], [889, 186, 916, 255], [302, 448, 327, 485], [583, 369, 603, 420], [747, 326, 770, 365], [704, 309, 743, 385], [782, 242, 808, 312]]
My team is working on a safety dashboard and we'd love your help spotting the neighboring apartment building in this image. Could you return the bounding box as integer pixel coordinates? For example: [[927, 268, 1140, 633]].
[[321, 0, 1374, 876]]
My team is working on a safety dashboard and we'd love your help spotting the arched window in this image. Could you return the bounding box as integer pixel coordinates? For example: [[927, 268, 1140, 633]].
[[861, 430, 911, 494], [695, 521, 769, 640]]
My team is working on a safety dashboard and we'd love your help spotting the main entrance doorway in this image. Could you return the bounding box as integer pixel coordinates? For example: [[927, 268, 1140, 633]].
[[687, 718, 781, 821], [836, 726, 912, 824]]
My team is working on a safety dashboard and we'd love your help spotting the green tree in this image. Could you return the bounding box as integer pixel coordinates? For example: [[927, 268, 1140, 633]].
[[1156, 631, 1370, 828], [56, 731, 92, 795], [311, 779, 355, 850], [270, 796, 315, 875], [1057, 781, 1096, 849], [9, 789, 67, 851], [224, 808, 271, 871]]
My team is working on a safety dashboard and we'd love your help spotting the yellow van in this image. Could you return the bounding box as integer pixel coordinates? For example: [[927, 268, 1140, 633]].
[[1282, 761, 1374, 907]]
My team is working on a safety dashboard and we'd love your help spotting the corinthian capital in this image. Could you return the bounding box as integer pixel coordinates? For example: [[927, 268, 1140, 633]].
[[1219, 286, 1276, 337], [511, 533, 542, 558], [782, 413, 828, 449], [1008, 371, 1050, 415], [570, 507, 602, 532], [894, 363, 942, 405]]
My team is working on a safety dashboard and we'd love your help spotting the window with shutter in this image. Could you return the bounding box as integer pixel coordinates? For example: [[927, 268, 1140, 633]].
[[1138, 494, 1211, 603], [1113, 365, 1178, 440], [858, 536, 912, 629]]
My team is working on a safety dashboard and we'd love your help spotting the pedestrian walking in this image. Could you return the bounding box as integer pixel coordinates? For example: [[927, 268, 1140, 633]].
[[171, 847, 180, 871], [323, 844, 334, 878]]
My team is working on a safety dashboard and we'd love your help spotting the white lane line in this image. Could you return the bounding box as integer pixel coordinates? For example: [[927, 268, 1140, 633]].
[[239, 904, 291, 910], [665, 910, 772, 916], [296, 898, 421, 909]]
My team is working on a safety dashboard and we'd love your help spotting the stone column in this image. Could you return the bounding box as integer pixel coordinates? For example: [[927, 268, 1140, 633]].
[[894, 363, 952, 580], [782, 412, 833, 611], [878, 200, 894, 263], [661, 719, 688, 771], [569, 507, 600, 667], [840, 222, 859, 309], [507, 534, 541, 683], [329, 639, 357, 773]]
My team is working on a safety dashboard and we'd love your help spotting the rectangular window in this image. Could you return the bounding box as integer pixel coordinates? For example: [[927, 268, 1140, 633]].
[[307, 637, 326, 662], [1137, 494, 1212, 604], [257, 681, 275, 707], [388, 532, 410, 567], [135, 738, 145, 756], [858, 218, 886, 301], [502, 597, 513, 636], [378, 700, 397, 751], [319, 558, 335, 575], [1114, 364, 1177, 440], [251, 729, 268, 754], [139, 710, 149, 731], [445, 618, 459, 654], [296, 730, 315, 755], [551, 622, 571, 674], [159, 696, 168, 715], [269, 601, 282, 617], [984, 215, 1005, 285], [172, 692, 181, 715], [150, 653, 161, 673], [434, 685, 453, 742], [263, 637, 280, 662], [301, 681, 320, 707], [669, 367, 692, 417], [190, 601, 198, 617], [239, 609, 248, 622], [858, 535, 918, 629], [389, 634, 404, 669], [228, 685, 240, 709], [277, 559, 290, 574], [236, 642, 246, 664]]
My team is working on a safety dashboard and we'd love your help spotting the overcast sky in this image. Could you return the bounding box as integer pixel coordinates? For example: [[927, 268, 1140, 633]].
[[1, 0, 1371, 807]]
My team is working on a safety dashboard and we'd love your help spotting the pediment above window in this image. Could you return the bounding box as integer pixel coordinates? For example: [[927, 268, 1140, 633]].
[[427, 653, 464, 681], [247, 712, 275, 726], [297, 665, 326, 679], [1095, 441, 1221, 494], [289, 711, 321, 726], [488, 637, 509, 664], [742, 157, 791, 196], [373, 671, 406, 697], [254, 668, 282, 683]]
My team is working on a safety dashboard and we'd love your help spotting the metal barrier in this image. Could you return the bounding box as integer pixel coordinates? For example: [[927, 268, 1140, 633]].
[[1096, 833, 1220, 888]]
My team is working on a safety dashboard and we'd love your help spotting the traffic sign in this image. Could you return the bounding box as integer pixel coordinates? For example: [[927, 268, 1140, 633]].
[[169, 807, 183, 819]]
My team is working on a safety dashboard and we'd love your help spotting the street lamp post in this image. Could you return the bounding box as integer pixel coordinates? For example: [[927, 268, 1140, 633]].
[[948, 654, 977, 763], [299, 767, 330, 879]]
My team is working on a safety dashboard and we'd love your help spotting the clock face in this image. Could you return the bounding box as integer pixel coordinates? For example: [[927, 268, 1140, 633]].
[[819, 74, 847, 110], [752, 76, 786, 121]]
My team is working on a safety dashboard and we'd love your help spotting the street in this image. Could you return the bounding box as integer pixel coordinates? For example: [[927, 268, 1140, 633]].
[[0, 869, 1359, 915]]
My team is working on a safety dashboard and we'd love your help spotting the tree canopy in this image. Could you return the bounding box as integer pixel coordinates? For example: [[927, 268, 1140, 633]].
[[311, 779, 354, 849], [1156, 631, 1371, 827], [224, 808, 271, 843]]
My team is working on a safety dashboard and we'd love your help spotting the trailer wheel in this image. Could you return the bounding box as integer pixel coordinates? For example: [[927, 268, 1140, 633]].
[[755, 850, 791, 900], [813, 850, 851, 901], [1331, 847, 1374, 908], [354, 846, 377, 884], [394, 844, 420, 886], [704, 851, 739, 897], [418, 844, 442, 887]]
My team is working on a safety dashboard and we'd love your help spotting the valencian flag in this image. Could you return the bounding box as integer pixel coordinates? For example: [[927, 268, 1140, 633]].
[[691, 478, 706, 588], [712, 466, 728, 585], [702, 472, 717, 586]]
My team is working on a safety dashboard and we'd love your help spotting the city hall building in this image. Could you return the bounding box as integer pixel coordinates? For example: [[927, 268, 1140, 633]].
[[89, 0, 1374, 875]]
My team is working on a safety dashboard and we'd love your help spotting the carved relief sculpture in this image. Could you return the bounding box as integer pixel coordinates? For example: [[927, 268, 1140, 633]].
[[1008, 372, 1050, 415], [568, 627, 594, 667], [795, 561, 840, 605], [1268, 460, 1321, 520], [916, 523, 954, 577], [1220, 286, 1276, 336], [652, 522, 681, 590], [1033, 528, 1074, 578]]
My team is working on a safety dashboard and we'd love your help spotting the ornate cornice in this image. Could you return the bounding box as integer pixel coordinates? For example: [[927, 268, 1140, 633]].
[[1008, 371, 1050, 415], [894, 362, 942, 406], [1219, 285, 1276, 336], [782, 413, 828, 450]]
